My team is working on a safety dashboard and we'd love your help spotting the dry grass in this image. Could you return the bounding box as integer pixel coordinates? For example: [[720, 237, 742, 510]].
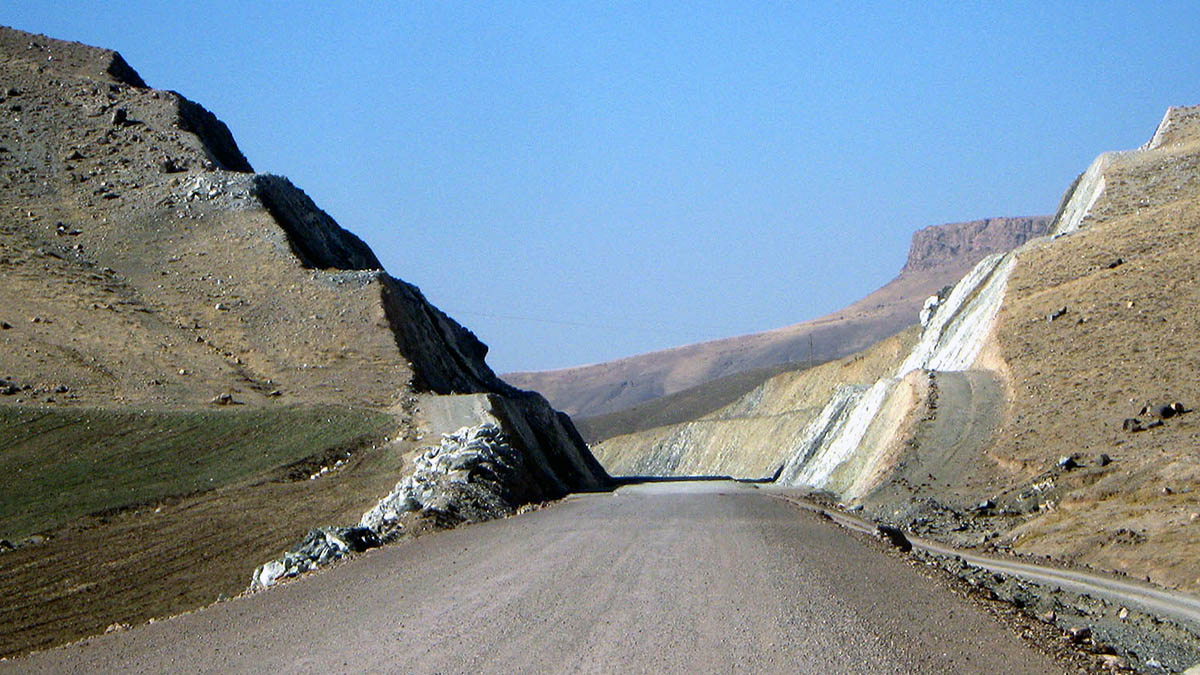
[[0, 407, 409, 658]]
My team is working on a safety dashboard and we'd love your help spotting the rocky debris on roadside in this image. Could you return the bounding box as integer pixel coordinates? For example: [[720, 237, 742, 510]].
[[361, 423, 525, 535], [252, 423, 528, 591], [250, 526, 380, 590], [914, 549, 1200, 674]]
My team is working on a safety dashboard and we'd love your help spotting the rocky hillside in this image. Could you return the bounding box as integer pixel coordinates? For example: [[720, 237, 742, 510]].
[[596, 103, 1200, 598], [505, 215, 1049, 421], [0, 26, 607, 657], [901, 216, 1051, 273]]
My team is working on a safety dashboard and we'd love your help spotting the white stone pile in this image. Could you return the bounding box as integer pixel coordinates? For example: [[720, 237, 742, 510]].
[[251, 423, 523, 590]]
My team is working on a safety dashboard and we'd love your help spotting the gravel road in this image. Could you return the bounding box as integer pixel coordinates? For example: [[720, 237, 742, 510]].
[[4, 481, 1061, 673]]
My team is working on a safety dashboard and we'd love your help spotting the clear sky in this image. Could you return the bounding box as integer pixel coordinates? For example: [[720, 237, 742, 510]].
[[5, 3, 1199, 373]]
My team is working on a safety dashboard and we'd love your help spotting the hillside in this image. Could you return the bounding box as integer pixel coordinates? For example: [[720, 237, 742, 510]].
[[595, 104, 1200, 597], [505, 215, 1050, 420], [0, 26, 607, 657]]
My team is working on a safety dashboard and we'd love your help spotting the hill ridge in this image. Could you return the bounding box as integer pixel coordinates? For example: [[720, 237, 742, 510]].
[[505, 214, 1050, 419]]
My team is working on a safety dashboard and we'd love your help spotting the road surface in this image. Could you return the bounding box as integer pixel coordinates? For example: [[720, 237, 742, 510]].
[[5, 481, 1061, 673]]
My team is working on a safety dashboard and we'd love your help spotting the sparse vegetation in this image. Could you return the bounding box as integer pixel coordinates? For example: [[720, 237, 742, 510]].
[[0, 406, 393, 539]]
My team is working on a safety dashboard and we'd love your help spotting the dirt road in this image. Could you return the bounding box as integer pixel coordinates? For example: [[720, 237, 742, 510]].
[[4, 482, 1061, 673]]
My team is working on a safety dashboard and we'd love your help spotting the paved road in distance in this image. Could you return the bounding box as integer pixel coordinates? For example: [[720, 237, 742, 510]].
[[6, 481, 1061, 673]]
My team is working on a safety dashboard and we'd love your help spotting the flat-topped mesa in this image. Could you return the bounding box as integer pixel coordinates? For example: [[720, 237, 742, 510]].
[[900, 216, 1051, 274]]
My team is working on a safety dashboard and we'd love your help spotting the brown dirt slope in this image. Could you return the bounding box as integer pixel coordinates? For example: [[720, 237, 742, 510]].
[[506, 216, 1049, 420], [847, 104, 1200, 595], [0, 25, 608, 658], [0, 26, 501, 409], [979, 105, 1200, 592]]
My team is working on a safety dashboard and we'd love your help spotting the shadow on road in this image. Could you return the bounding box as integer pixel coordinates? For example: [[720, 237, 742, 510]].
[[611, 475, 734, 486]]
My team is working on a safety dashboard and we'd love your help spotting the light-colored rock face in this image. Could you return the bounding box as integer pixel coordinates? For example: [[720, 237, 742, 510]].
[[591, 328, 918, 479], [596, 103, 1200, 594], [360, 422, 522, 534], [506, 215, 1048, 422]]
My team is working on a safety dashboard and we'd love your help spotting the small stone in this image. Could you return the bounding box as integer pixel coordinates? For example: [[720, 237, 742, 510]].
[[1097, 453, 1112, 466], [1117, 607, 1128, 619], [215, 302, 229, 311], [0, 321, 10, 329], [1067, 625, 1092, 643], [1047, 306, 1068, 321], [1057, 455, 1079, 470], [1098, 654, 1130, 671], [109, 107, 128, 126], [210, 393, 234, 405], [64, 149, 84, 161], [1040, 610, 1057, 623]]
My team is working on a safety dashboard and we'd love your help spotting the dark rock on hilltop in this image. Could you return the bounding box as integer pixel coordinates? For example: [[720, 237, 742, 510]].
[[900, 216, 1052, 274]]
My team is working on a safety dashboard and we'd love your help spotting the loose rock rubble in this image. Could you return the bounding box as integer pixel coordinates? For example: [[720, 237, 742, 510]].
[[250, 526, 380, 590], [361, 423, 525, 533], [252, 423, 527, 590]]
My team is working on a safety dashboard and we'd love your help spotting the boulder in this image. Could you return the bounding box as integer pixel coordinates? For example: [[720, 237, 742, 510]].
[[875, 525, 912, 552]]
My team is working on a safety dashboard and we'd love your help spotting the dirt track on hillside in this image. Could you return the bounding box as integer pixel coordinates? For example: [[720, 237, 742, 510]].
[[4, 482, 1070, 674]]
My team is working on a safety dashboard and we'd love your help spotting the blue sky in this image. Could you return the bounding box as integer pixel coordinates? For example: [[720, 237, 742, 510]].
[[5, 3, 1199, 373]]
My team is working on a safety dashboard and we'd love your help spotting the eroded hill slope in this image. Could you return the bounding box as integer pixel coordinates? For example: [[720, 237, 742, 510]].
[[597, 104, 1200, 595], [506, 215, 1049, 420], [0, 26, 607, 657]]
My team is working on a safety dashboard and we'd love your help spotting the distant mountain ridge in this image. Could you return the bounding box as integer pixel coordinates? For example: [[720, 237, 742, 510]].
[[504, 215, 1051, 420]]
